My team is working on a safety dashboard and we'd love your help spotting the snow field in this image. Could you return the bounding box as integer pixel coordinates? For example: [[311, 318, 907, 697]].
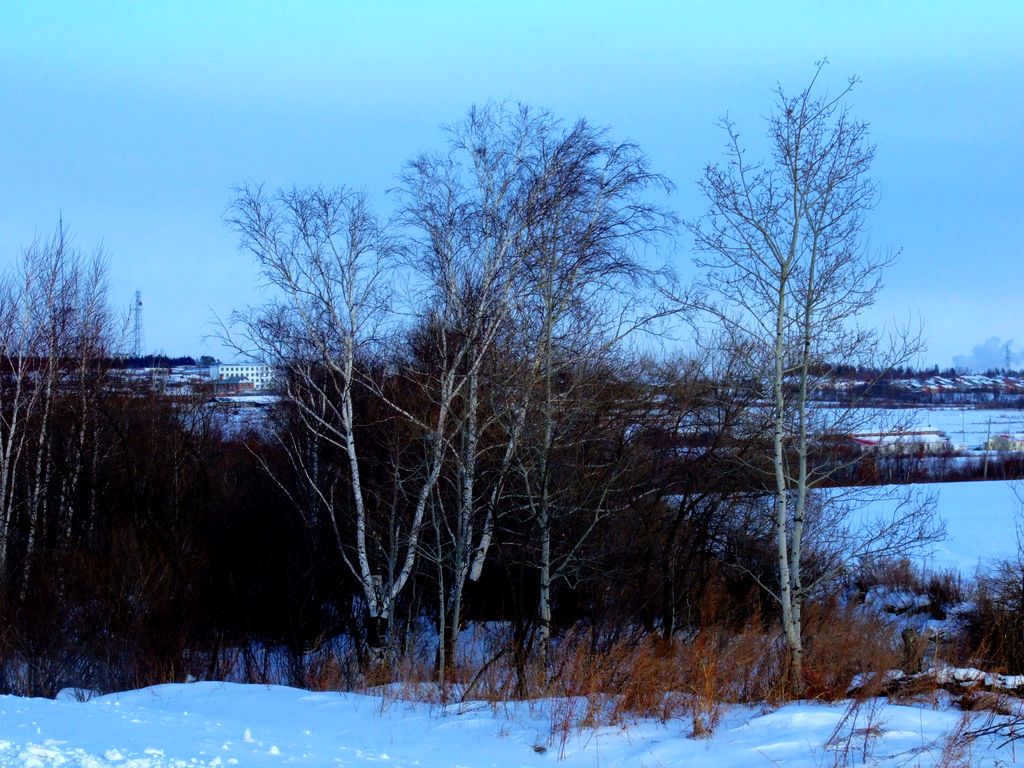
[[853, 480, 1022, 573], [0, 681, 1020, 767]]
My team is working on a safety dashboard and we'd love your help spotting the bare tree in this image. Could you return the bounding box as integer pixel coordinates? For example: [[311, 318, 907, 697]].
[[229, 173, 538, 665], [396, 103, 557, 677], [504, 114, 675, 667], [0, 223, 112, 598], [638, 342, 764, 639], [228, 104, 677, 672], [227, 187, 410, 660], [689, 63, 938, 694]]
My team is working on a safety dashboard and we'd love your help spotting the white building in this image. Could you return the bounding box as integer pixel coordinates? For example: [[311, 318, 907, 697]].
[[209, 363, 276, 391], [986, 433, 1024, 452], [849, 429, 951, 455]]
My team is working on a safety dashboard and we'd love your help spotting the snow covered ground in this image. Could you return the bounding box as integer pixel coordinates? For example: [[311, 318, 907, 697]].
[[851, 480, 1022, 573], [0, 681, 1018, 767], [924, 480, 1022, 571], [817, 406, 1024, 449]]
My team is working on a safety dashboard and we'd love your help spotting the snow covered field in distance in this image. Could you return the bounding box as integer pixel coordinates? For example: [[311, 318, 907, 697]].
[[852, 480, 1022, 573]]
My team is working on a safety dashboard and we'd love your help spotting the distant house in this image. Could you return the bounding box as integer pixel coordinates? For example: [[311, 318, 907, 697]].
[[986, 433, 1024, 451], [848, 429, 951, 455], [209, 363, 275, 391], [211, 375, 255, 396]]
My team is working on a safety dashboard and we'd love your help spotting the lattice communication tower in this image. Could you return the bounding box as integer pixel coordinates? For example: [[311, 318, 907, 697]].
[[131, 290, 145, 358]]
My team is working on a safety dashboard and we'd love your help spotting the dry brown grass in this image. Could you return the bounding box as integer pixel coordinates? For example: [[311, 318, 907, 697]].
[[823, 697, 888, 768], [511, 620, 790, 744], [207, 592, 917, 745], [801, 599, 900, 701], [935, 710, 975, 768]]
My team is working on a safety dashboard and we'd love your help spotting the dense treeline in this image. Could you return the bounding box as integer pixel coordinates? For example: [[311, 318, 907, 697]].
[[110, 354, 198, 369], [0, 217, 771, 697], [0, 245, 771, 694]]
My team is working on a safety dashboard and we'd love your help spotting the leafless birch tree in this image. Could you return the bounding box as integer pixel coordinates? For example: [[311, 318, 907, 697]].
[[397, 103, 552, 676], [689, 63, 938, 694], [227, 187, 411, 659], [505, 116, 675, 666], [0, 223, 111, 598]]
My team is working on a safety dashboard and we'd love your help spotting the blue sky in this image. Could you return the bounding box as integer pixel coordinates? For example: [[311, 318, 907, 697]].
[[0, 1, 1020, 367]]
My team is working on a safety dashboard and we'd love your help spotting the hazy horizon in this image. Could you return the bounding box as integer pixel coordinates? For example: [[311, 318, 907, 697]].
[[1, 2, 1020, 367]]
